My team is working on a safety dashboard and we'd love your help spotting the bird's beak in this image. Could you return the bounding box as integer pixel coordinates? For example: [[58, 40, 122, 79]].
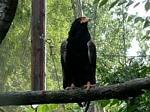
[[80, 17, 91, 23]]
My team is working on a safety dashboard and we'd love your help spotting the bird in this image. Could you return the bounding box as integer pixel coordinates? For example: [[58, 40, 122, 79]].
[[60, 17, 96, 111]]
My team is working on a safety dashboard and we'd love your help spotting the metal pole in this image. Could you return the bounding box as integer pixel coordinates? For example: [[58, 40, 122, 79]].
[[31, 0, 46, 90]]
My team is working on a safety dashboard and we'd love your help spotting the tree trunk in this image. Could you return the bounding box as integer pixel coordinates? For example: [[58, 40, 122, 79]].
[[71, 0, 83, 19], [31, 0, 46, 91], [0, 0, 18, 44], [0, 77, 150, 106], [92, 3, 98, 40]]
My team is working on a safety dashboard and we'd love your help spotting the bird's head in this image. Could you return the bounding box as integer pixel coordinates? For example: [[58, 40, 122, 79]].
[[79, 17, 91, 24], [68, 17, 90, 37], [73, 17, 91, 25]]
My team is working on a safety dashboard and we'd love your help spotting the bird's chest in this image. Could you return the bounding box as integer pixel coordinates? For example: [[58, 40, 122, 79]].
[[67, 46, 88, 65]]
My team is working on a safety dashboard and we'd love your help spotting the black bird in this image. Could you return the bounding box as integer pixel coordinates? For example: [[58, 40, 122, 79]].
[[60, 17, 96, 111]]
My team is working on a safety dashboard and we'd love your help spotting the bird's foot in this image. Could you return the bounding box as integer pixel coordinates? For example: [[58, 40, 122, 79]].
[[65, 83, 77, 90], [84, 81, 95, 90]]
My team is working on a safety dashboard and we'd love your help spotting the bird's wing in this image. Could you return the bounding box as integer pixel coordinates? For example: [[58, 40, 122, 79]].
[[87, 40, 96, 66], [60, 40, 68, 88], [87, 40, 96, 84], [61, 40, 68, 64]]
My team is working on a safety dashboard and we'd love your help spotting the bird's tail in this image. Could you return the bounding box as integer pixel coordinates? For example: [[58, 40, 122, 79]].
[[78, 101, 90, 112]]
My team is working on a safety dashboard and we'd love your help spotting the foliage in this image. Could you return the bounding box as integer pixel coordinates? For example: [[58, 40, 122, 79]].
[[0, 0, 150, 112]]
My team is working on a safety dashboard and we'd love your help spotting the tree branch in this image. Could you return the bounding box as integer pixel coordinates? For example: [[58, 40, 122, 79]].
[[0, 77, 150, 106], [71, 0, 83, 18]]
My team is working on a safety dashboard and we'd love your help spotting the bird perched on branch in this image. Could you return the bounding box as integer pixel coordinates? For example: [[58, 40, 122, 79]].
[[61, 17, 96, 111]]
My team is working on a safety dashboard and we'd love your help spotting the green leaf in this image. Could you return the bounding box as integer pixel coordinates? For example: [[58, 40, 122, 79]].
[[93, 0, 100, 4], [99, 0, 109, 7], [126, 0, 134, 7], [143, 35, 150, 40], [123, 12, 128, 20], [101, 100, 111, 107], [109, 99, 120, 107], [146, 30, 150, 35], [127, 15, 135, 22], [109, 0, 120, 10], [145, 1, 150, 11], [143, 30, 150, 40], [118, 0, 127, 6], [134, 17, 144, 23], [118, 107, 126, 112], [143, 19, 150, 29]]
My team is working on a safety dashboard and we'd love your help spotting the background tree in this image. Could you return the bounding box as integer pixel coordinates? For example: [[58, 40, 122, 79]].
[[0, 0, 149, 112]]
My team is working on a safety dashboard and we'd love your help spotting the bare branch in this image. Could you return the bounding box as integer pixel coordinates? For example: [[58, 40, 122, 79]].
[[0, 77, 150, 106]]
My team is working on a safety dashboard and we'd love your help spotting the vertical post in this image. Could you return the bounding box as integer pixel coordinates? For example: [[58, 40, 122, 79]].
[[31, 0, 46, 90]]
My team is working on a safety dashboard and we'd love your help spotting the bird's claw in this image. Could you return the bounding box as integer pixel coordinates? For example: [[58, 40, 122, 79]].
[[84, 81, 95, 90], [65, 87, 76, 90], [65, 83, 77, 90]]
